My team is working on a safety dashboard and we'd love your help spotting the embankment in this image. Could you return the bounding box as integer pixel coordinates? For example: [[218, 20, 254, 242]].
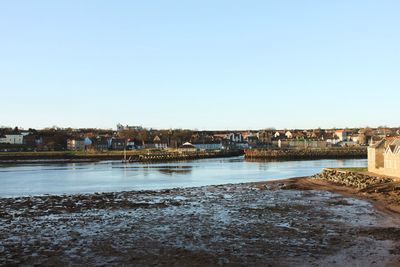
[[245, 147, 367, 160]]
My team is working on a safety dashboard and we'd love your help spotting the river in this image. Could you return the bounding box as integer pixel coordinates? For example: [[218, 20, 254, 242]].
[[0, 157, 367, 197]]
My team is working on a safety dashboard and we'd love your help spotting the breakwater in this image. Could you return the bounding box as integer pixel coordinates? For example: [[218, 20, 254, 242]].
[[313, 168, 393, 189], [128, 150, 243, 163], [244, 147, 367, 160]]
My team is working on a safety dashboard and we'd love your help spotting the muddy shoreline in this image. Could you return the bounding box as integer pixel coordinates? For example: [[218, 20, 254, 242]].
[[1, 177, 400, 266]]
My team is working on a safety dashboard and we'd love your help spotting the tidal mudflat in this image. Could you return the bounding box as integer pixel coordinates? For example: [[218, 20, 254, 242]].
[[1, 179, 400, 266]]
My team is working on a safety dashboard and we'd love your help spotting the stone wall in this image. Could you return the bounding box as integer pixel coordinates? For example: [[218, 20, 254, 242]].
[[382, 153, 400, 177], [245, 147, 367, 160], [313, 168, 393, 189], [368, 146, 400, 178], [368, 146, 384, 173]]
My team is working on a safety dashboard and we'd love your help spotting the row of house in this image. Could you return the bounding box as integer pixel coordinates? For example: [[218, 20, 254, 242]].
[[65, 132, 255, 152], [67, 137, 130, 151], [2, 127, 399, 152], [271, 128, 390, 147]]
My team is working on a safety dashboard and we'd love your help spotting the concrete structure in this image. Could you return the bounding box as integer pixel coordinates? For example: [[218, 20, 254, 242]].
[[368, 137, 400, 177], [0, 134, 23, 144]]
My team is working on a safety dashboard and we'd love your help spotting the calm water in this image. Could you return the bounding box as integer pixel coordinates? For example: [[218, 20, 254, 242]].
[[0, 157, 367, 197]]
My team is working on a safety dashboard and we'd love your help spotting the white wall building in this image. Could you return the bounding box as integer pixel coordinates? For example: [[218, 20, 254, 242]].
[[0, 134, 24, 144], [368, 137, 400, 177]]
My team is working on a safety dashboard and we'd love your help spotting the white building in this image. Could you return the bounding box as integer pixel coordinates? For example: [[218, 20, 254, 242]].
[[0, 134, 24, 144]]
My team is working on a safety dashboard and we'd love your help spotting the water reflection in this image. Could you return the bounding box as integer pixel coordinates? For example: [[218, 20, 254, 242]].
[[0, 157, 367, 197], [158, 168, 192, 175]]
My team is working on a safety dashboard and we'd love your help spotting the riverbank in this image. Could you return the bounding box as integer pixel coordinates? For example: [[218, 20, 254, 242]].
[[245, 147, 367, 160], [1, 174, 400, 266], [0, 149, 243, 164]]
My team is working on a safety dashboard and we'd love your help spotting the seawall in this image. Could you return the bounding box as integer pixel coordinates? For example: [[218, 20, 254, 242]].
[[244, 147, 367, 160]]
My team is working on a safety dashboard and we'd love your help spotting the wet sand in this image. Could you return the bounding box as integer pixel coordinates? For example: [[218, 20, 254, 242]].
[[1, 177, 400, 266]]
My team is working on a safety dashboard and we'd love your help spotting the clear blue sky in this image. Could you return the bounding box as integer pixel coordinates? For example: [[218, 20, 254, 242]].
[[1, 1, 399, 130]]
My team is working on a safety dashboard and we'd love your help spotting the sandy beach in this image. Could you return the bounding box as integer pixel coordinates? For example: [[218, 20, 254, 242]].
[[1, 177, 400, 266]]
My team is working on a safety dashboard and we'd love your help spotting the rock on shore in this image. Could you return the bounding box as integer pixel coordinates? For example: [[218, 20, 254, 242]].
[[313, 168, 393, 189]]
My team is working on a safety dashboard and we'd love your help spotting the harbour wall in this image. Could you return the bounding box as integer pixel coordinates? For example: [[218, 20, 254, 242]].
[[245, 147, 367, 160]]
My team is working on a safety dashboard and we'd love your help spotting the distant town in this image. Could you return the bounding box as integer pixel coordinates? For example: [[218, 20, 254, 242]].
[[1, 123, 399, 152]]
